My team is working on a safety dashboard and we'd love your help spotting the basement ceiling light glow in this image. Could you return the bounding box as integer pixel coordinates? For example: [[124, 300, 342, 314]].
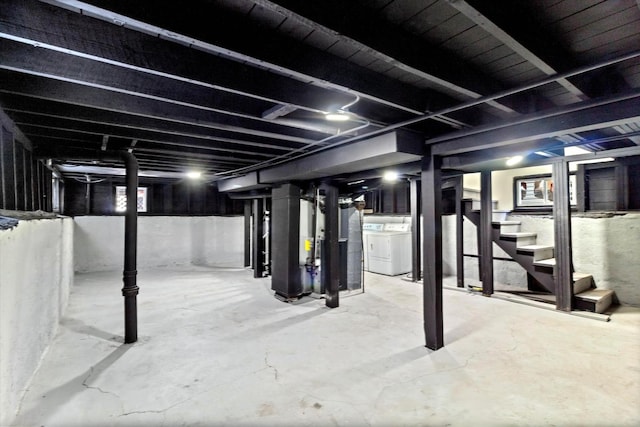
[[325, 110, 351, 121], [185, 171, 202, 179], [506, 155, 523, 166], [383, 171, 399, 181], [534, 151, 554, 158], [564, 146, 590, 156], [571, 157, 615, 165]]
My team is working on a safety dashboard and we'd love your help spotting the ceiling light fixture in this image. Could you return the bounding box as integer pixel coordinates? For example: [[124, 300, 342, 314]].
[[564, 146, 591, 156], [325, 110, 351, 121], [506, 155, 524, 166], [383, 171, 399, 181], [571, 157, 615, 165], [185, 171, 202, 179], [325, 95, 361, 122]]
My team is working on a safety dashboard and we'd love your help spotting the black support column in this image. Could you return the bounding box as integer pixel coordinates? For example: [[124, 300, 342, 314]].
[[271, 184, 301, 298], [244, 200, 251, 268], [454, 175, 464, 288], [121, 152, 139, 344], [553, 161, 573, 311], [480, 170, 494, 296], [410, 178, 422, 282], [252, 198, 266, 278], [322, 182, 340, 308], [421, 152, 444, 350]]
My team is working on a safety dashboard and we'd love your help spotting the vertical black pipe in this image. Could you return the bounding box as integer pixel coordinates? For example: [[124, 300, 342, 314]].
[[480, 170, 494, 296], [322, 182, 339, 308], [576, 164, 586, 212], [476, 219, 483, 281], [454, 175, 464, 288], [410, 178, 422, 282], [85, 179, 91, 215], [121, 152, 139, 344], [253, 198, 265, 278], [0, 126, 6, 209], [266, 197, 272, 276], [553, 161, 573, 311], [421, 152, 444, 350], [244, 200, 252, 267]]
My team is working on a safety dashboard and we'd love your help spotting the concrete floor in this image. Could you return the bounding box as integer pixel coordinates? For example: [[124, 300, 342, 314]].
[[10, 267, 640, 427]]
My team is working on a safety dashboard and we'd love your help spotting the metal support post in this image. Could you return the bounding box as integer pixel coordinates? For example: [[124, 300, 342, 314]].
[[553, 161, 573, 311], [480, 170, 494, 296], [454, 175, 464, 288], [121, 151, 139, 344], [322, 182, 340, 308], [252, 198, 265, 278], [244, 200, 251, 267], [421, 152, 444, 350], [410, 178, 422, 282]]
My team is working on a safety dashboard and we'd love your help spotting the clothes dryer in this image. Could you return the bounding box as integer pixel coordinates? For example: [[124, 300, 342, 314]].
[[364, 223, 411, 276]]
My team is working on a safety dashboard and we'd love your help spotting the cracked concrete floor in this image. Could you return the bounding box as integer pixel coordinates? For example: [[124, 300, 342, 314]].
[[10, 266, 640, 427]]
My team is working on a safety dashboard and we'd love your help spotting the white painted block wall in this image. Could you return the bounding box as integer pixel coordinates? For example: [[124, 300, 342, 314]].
[[0, 218, 74, 426], [74, 216, 244, 272]]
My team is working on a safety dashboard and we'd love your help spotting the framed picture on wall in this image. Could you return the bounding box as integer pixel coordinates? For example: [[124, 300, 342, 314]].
[[514, 173, 576, 209]]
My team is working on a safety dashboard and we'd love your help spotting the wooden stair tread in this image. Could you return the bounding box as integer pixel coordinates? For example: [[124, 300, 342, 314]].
[[517, 245, 554, 252], [573, 273, 593, 294], [534, 258, 556, 267], [575, 288, 614, 301], [501, 232, 536, 238]]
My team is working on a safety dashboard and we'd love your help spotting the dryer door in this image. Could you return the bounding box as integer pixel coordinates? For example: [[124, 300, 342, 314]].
[[368, 234, 391, 260]]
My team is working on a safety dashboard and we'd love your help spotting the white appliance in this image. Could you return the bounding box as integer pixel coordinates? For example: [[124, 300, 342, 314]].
[[363, 223, 411, 276]]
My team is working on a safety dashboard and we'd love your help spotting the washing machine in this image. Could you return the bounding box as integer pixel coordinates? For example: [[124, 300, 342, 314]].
[[363, 223, 412, 276]]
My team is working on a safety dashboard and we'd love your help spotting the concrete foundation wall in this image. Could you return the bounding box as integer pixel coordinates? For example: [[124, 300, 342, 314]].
[[0, 218, 74, 425], [74, 216, 244, 272], [551, 213, 639, 306]]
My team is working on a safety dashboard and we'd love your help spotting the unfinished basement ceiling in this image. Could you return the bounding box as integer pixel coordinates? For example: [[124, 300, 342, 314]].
[[0, 0, 639, 187]]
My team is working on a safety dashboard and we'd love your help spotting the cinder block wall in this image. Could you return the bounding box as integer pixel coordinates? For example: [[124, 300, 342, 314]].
[[0, 218, 74, 426]]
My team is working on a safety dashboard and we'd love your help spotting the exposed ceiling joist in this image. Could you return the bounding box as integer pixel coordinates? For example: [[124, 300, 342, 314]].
[[432, 92, 640, 156], [250, 0, 523, 116], [0, 71, 321, 144], [447, 0, 587, 102], [37, 0, 470, 123], [1, 0, 638, 187]]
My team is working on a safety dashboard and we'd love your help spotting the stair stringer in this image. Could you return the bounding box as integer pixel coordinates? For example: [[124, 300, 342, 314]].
[[492, 229, 556, 294], [462, 200, 555, 295], [461, 199, 615, 314]]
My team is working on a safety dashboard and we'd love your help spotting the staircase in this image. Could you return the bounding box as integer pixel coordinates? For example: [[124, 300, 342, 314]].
[[462, 199, 615, 314]]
